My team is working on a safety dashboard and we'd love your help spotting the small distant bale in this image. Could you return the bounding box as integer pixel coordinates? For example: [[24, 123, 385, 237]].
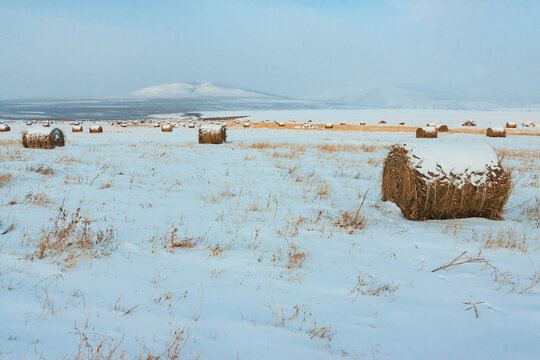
[[360, 122, 366, 125], [426, 123, 436, 127], [462, 119, 476, 126], [521, 121, 536, 128], [188, 123, 195, 128], [0, 124, 10, 132], [121, 123, 127, 128], [72, 125, 83, 132], [199, 124, 226, 144], [486, 127, 506, 138], [243, 122, 251, 128], [42, 121, 50, 127], [89, 126, 103, 133], [278, 122, 285, 127], [26, 121, 32, 126], [340, 122, 346, 125], [436, 124, 449, 132], [505, 122, 517, 128], [399, 122, 405, 126], [153, 123, 160, 128], [381, 142, 510, 220], [22, 127, 65, 149], [325, 123, 334, 129], [416, 127, 438, 138], [379, 120, 387, 124], [161, 124, 173, 132]]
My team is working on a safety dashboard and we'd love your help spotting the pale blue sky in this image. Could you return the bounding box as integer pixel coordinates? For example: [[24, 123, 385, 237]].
[[1, 0, 539, 101]]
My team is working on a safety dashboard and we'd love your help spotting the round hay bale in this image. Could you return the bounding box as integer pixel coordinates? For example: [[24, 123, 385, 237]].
[[399, 122, 405, 126], [161, 124, 173, 132], [89, 126, 103, 133], [340, 121, 346, 125], [25, 122, 32, 126], [153, 123, 160, 128], [505, 122, 517, 128], [379, 120, 387, 124], [72, 125, 83, 132], [199, 124, 226, 144], [436, 124, 449, 132], [243, 122, 251, 128], [22, 127, 65, 149], [42, 121, 50, 127], [325, 123, 334, 129], [188, 123, 195, 128], [520, 121, 535, 128], [360, 122, 366, 126], [278, 122, 285, 127], [426, 123, 436, 127], [462, 120, 476, 126], [120, 123, 127, 128], [381, 142, 511, 220], [486, 127, 506, 138], [416, 127, 438, 138], [0, 124, 10, 132]]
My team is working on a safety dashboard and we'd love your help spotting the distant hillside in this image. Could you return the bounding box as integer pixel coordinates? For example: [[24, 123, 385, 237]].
[[129, 81, 283, 99]]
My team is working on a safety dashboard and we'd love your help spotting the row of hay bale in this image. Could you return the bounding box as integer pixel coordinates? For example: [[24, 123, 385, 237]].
[[417, 126, 508, 138]]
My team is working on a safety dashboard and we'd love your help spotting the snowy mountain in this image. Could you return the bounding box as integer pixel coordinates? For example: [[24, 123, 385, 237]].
[[129, 81, 281, 99]]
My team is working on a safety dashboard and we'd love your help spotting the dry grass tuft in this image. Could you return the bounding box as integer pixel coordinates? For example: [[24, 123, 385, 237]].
[[350, 272, 399, 299], [481, 228, 528, 252], [0, 173, 13, 188], [334, 208, 367, 234], [28, 164, 55, 175], [31, 207, 116, 269], [163, 226, 208, 251]]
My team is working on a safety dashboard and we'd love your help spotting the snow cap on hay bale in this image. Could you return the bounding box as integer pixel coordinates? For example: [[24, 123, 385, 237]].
[[42, 121, 50, 127], [381, 142, 511, 220], [436, 124, 449, 132], [89, 126, 103, 133], [243, 122, 251, 127], [0, 124, 10, 132], [486, 127, 506, 137], [340, 121, 346, 125], [462, 119, 476, 126], [505, 122, 517, 128], [426, 123, 436, 127], [22, 127, 65, 149], [198, 124, 226, 144], [416, 127, 437, 138], [278, 122, 285, 127], [161, 124, 173, 132], [153, 123, 160, 128], [72, 125, 83, 132], [325, 123, 334, 129], [188, 123, 195, 128]]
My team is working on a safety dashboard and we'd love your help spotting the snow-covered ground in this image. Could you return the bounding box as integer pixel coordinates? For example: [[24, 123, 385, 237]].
[[0, 122, 538, 359], [150, 108, 540, 129]]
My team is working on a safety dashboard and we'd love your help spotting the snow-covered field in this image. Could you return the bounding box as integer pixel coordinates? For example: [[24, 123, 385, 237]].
[[0, 122, 539, 359], [151, 108, 540, 129]]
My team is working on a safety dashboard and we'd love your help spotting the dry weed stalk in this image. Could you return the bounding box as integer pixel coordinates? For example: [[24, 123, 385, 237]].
[[350, 272, 399, 300], [481, 228, 528, 252], [463, 301, 485, 318]]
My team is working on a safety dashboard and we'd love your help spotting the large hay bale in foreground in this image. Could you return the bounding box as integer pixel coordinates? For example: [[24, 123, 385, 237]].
[[72, 125, 83, 132], [198, 124, 226, 144], [381, 143, 510, 220], [0, 124, 10, 132], [486, 127, 506, 137], [22, 127, 65, 149], [89, 126, 103, 133], [416, 127, 437, 138]]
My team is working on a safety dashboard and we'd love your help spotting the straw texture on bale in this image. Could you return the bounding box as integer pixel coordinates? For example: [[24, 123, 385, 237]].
[[436, 124, 449, 132], [89, 126, 103, 133], [486, 127, 506, 137], [0, 124, 10, 132], [416, 127, 437, 138], [505, 122, 517, 128], [22, 127, 65, 149], [381, 143, 511, 220], [161, 124, 173, 132], [198, 124, 226, 144], [72, 125, 83, 132]]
